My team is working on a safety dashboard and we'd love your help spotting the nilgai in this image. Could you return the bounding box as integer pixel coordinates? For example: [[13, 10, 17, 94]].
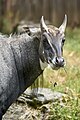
[[0, 15, 67, 119]]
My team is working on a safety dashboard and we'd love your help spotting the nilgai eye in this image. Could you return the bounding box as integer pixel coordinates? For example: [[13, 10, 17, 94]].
[[43, 38, 47, 43], [43, 40, 50, 48]]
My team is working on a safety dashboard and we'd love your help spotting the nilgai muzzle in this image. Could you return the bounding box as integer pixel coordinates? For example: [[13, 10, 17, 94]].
[[0, 15, 67, 119]]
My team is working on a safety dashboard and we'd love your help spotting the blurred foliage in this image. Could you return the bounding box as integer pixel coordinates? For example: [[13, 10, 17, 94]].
[[0, 0, 80, 33], [39, 28, 80, 119]]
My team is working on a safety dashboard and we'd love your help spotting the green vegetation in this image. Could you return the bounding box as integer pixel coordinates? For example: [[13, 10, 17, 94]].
[[41, 28, 80, 120]]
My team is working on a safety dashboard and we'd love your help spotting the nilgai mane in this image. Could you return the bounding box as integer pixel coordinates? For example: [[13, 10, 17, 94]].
[[0, 15, 67, 119]]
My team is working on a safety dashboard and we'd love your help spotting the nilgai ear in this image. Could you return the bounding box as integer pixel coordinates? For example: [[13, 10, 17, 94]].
[[40, 16, 48, 32], [59, 14, 67, 33]]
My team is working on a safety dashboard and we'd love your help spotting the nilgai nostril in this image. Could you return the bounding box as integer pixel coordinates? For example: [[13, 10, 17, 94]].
[[55, 57, 64, 65]]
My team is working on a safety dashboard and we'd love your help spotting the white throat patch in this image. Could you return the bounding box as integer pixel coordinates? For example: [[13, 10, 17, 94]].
[[39, 59, 48, 70]]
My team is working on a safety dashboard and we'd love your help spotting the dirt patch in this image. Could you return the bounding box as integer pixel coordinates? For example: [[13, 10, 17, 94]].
[[3, 88, 66, 120], [3, 101, 53, 120]]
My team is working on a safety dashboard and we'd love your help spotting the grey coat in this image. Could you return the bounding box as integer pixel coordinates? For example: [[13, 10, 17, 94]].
[[0, 34, 42, 117]]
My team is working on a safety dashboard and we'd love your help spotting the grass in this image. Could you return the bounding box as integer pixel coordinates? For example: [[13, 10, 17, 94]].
[[43, 27, 80, 90], [40, 28, 80, 120], [31, 28, 80, 119]]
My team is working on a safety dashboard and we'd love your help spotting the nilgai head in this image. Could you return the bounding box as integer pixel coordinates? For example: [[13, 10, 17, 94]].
[[39, 15, 67, 70]]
